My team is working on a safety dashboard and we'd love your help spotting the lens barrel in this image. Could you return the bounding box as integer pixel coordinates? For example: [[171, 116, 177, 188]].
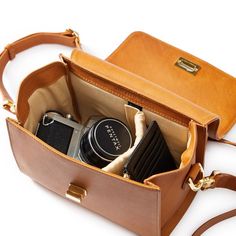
[[80, 118, 132, 168]]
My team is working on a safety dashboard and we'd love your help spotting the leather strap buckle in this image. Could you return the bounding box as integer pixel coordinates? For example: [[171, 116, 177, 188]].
[[2, 99, 16, 114], [66, 28, 81, 48], [188, 164, 220, 192]]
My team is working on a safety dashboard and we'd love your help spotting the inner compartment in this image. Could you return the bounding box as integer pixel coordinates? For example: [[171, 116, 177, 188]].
[[17, 63, 195, 182]]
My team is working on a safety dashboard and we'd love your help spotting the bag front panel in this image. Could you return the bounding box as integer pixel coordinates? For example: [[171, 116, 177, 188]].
[[7, 118, 161, 236]]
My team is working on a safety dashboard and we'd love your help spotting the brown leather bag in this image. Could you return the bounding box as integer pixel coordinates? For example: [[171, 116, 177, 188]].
[[0, 30, 235, 236]]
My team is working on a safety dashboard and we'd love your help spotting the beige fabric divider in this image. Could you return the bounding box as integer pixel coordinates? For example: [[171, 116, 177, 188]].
[[103, 108, 147, 175]]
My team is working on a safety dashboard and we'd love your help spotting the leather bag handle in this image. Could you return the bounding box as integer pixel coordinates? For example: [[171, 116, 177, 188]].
[[186, 163, 236, 235], [0, 29, 80, 114]]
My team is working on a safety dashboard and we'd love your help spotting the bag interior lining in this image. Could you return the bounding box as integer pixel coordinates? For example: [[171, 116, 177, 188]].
[[21, 69, 194, 177], [24, 76, 77, 133]]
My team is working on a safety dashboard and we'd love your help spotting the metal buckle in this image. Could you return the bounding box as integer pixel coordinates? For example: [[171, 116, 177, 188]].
[[2, 99, 16, 114], [66, 28, 81, 48], [188, 165, 220, 192]]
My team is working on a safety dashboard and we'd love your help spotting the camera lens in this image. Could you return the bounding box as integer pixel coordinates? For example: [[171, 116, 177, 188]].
[[79, 118, 132, 168]]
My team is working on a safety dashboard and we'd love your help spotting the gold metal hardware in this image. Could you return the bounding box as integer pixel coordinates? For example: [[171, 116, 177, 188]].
[[67, 28, 81, 48], [2, 99, 16, 114], [65, 183, 87, 204], [188, 167, 220, 192], [175, 57, 200, 75], [123, 173, 130, 179]]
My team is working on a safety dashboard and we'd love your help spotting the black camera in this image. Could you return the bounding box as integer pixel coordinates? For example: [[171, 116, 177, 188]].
[[35, 112, 132, 168]]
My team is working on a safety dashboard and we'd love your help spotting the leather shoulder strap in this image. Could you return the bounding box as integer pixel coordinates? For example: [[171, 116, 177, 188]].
[[188, 167, 236, 235], [0, 29, 79, 112], [193, 209, 236, 236], [214, 172, 236, 191]]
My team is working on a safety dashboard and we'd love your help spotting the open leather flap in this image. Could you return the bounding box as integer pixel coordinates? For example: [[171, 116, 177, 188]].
[[105, 31, 236, 139], [70, 49, 218, 131]]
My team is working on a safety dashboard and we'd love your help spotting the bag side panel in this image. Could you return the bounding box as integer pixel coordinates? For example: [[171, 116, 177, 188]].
[[145, 121, 203, 235]]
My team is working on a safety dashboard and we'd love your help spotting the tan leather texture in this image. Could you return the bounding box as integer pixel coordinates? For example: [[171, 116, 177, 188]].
[[144, 121, 198, 233], [16, 62, 68, 125], [105, 31, 236, 139], [214, 173, 236, 191], [193, 209, 236, 236]]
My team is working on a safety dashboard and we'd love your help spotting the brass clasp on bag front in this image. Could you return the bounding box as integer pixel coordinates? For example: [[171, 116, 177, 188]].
[[65, 183, 87, 204]]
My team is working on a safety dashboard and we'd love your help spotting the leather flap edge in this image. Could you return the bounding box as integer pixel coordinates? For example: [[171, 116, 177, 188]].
[[106, 31, 236, 139], [70, 49, 219, 132]]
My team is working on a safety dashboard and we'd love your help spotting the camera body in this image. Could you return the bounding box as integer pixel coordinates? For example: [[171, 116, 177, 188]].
[[35, 112, 132, 168], [35, 112, 93, 158]]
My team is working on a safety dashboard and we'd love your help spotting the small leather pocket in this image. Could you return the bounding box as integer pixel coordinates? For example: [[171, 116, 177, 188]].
[[124, 121, 177, 182]]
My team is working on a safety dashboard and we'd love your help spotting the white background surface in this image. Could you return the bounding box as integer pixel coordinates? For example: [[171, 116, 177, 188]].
[[0, 1, 236, 235]]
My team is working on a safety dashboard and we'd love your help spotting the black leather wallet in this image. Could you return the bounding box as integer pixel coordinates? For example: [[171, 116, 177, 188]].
[[123, 121, 177, 182]]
